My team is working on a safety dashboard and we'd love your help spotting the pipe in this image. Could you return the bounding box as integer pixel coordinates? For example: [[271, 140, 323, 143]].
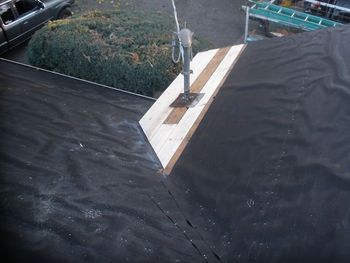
[[178, 28, 193, 97]]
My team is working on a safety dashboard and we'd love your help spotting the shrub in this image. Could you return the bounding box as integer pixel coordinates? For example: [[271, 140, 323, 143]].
[[27, 11, 212, 96]]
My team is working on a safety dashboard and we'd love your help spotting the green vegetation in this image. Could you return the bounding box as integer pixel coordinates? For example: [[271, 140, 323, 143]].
[[27, 11, 211, 96]]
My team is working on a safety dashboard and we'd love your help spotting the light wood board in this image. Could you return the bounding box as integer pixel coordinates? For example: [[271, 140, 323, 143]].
[[139, 44, 246, 174]]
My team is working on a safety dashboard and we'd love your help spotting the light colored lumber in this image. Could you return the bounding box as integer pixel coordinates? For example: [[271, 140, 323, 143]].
[[139, 44, 246, 173], [163, 44, 246, 173], [163, 107, 188, 124], [162, 47, 231, 125], [139, 49, 218, 140]]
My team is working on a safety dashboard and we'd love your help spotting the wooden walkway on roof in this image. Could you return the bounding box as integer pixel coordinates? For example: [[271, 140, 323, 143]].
[[139, 44, 246, 174]]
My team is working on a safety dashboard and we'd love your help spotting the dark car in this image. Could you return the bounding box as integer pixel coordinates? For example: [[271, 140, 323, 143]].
[[0, 0, 74, 54]]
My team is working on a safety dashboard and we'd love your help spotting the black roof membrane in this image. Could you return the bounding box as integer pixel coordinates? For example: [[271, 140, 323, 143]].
[[1, 24, 350, 262], [0, 62, 205, 262], [168, 25, 350, 262]]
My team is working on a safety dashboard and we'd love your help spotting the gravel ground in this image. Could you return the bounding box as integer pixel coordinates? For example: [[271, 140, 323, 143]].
[[2, 0, 247, 63]]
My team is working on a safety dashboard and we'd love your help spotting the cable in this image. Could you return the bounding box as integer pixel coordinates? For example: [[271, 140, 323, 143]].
[[171, 0, 181, 35], [170, 0, 184, 63]]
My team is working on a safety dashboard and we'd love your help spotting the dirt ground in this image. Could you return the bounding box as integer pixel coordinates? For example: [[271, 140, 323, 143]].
[[2, 0, 247, 63]]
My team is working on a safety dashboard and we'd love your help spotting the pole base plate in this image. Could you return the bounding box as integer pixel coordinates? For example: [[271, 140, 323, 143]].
[[170, 93, 204, 108]]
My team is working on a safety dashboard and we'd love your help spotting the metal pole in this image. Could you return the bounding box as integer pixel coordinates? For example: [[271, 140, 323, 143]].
[[244, 6, 250, 44], [183, 46, 191, 96], [179, 28, 193, 98]]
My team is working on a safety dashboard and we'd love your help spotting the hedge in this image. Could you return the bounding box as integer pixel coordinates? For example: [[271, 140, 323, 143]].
[[27, 11, 211, 96]]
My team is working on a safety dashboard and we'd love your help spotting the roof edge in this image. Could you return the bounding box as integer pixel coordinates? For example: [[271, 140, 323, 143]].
[[0, 58, 156, 101]]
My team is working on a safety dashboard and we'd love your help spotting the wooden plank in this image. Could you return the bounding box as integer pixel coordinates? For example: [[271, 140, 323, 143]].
[[163, 107, 187, 124], [191, 47, 231, 93], [163, 44, 246, 174], [139, 44, 246, 171], [150, 124, 177, 152], [139, 49, 219, 139], [162, 47, 231, 125], [158, 46, 237, 167]]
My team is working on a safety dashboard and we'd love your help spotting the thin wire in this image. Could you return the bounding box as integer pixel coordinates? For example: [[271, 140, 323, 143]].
[[170, 0, 184, 63], [171, 0, 181, 35]]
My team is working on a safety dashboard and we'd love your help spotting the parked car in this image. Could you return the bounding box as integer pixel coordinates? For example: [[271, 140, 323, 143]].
[[0, 0, 74, 55]]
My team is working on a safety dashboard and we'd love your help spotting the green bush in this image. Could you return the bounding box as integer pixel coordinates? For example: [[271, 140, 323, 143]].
[[27, 11, 212, 96]]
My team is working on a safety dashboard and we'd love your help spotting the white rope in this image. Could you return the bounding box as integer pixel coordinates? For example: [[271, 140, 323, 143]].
[[170, 0, 184, 63], [171, 0, 181, 35]]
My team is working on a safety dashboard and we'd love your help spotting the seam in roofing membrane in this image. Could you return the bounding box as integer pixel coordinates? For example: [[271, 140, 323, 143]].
[[159, 180, 224, 262], [148, 194, 209, 261], [0, 58, 156, 101]]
